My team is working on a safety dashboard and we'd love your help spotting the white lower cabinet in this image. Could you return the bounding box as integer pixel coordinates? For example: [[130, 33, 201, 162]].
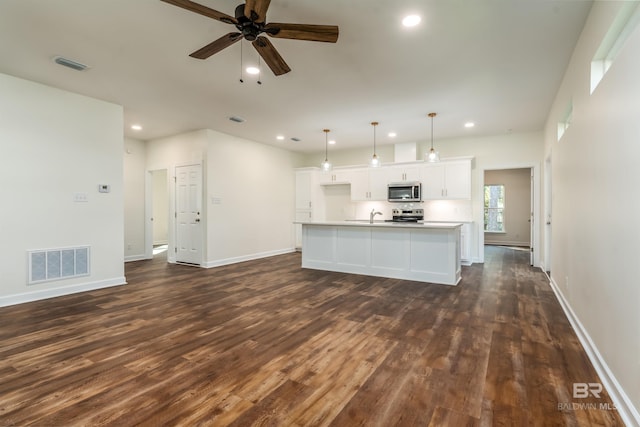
[[295, 210, 313, 248], [460, 222, 472, 265], [301, 223, 462, 285]]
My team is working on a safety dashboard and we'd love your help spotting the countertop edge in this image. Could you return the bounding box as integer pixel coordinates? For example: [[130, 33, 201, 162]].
[[295, 221, 463, 229]]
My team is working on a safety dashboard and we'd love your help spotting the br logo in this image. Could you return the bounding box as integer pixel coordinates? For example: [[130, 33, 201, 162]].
[[573, 383, 602, 398]]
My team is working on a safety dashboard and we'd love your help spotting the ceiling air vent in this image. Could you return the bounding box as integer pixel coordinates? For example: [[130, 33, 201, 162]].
[[53, 56, 89, 71], [229, 116, 245, 123]]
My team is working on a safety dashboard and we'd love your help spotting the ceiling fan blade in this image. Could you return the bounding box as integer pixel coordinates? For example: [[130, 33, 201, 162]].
[[190, 33, 242, 59], [264, 23, 339, 43], [252, 37, 291, 76], [161, 0, 237, 25], [244, 0, 271, 23]]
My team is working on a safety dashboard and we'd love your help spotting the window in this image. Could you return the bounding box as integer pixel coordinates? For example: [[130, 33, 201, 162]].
[[484, 185, 505, 232], [557, 100, 573, 142], [590, 1, 640, 94]]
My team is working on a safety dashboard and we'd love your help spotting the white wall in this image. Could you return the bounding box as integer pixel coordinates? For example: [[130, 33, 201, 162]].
[[145, 129, 301, 267], [543, 2, 640, 422], [124, 137, 146, 261], [206, 130, 299, 266], [0, 73, 125, 306], [145, 129, 209, 262]]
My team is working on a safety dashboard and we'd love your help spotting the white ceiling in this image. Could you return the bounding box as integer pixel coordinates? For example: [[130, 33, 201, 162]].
[[0, 0, 592, 153]]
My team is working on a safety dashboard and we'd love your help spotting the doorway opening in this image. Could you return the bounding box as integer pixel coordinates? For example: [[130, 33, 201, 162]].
[[148, 169, 169, 260], [483, 167, 534, 265]]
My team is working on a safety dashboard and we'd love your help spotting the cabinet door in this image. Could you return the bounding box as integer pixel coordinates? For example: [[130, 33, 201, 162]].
[[318, 169, 352, 185], [295, 171, 313, 209], [295, 210, 313, 248], [350, 169, 370, 201], [460, 223, 471, 262], [387, 165, 421, 183], [421, 165, 445, 199], [444, 162, 471, 199], [368, 168, 388, 200]]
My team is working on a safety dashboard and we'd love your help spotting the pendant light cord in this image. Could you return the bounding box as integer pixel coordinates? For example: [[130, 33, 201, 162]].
[[239, 41, 244, 83], [324, 129, 330, 161], [430, 115, 434, 150], [371, 121, 378, 155], [428, 112, 437, 150]]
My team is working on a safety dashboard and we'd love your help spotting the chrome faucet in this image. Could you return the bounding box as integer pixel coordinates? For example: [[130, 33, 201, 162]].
[[370, 209, 383, 223]]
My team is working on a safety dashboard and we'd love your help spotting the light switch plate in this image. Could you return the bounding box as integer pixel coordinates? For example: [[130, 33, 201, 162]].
[[74, 192, 88, 202]]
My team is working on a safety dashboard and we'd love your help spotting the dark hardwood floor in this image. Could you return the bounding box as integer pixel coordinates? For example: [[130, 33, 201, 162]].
[[0, 247, 624, 426]]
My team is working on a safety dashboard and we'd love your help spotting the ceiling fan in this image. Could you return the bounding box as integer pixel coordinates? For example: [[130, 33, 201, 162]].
[[161, 0, 339, 76]]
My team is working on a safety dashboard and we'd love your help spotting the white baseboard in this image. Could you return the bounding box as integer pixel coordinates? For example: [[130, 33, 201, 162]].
[[203, 248, 296, 268], [548, 275, 640, 426], [0, 277, 127, 308], [484, 240, 530, 247], [124, 254, 149, 262]]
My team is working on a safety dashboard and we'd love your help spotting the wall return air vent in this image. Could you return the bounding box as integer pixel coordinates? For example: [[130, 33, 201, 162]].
[[28, 246, 90, 285]]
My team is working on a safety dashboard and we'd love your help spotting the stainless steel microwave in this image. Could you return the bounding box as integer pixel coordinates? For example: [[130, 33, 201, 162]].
[[388, 182, 422, 202]]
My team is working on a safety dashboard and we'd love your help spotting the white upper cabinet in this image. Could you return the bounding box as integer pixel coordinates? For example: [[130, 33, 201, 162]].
[[297, 158, 471, 206], [350, 168, 387, 201], [386, 164, 422, 183], [318, 168, 352, 185], [421, 159, 471, 200]]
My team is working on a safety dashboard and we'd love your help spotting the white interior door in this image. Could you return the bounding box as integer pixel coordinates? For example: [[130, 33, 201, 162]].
[[175, 164, 202, 265]]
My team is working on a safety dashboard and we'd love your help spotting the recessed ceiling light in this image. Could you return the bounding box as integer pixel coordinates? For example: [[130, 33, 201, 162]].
[[329, 140, 336, 145], [402, 15, 421, 27], [276, 135, 285, 140], [246, 66, 260, 75], [131, 124, 142, 131], [464, 122, 475, 128], [388, 132, 397, 138]]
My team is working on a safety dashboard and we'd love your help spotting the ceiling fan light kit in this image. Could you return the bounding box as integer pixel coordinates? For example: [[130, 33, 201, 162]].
[[161, 0, 339, 77]]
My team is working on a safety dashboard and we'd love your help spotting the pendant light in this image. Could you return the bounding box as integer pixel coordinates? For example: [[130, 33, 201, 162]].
[[426, 112, 440, 162], [321, 129, 332, 172], [370, 121, 381, 168]]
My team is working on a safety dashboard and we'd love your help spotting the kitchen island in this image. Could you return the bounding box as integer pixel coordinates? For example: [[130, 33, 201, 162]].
[[298, 221, 462, 285]]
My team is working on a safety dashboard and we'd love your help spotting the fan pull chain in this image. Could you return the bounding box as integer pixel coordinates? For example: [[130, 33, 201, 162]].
[[239, 41, 244, 83], [257, 55, 262, 85]]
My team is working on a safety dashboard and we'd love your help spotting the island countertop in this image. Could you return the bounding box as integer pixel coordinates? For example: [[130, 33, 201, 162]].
[[295, 220, 463, 229]]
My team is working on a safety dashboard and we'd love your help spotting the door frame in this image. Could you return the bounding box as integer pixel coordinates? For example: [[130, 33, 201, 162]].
[[174, 162, 204, 266], [145, 168, 169, 260], [543, 152, 552, 274], [477, 162, 540, 267], [145, 162, 203, 264]]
